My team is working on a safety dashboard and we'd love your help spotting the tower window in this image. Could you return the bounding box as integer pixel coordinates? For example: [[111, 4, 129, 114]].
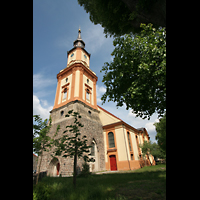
[[60, 111, 64, 116], [86, 89, 90, 100], [66, 78, 68, 82], [108, 132, 115, 148], [63, 88, 67, 100], [87, 79, 89, 83]]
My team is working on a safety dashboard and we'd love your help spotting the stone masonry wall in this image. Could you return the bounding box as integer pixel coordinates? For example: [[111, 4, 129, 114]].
[[37, 100, 105, 176]]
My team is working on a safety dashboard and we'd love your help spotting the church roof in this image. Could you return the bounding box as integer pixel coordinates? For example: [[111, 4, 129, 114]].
[[97, 105, 142, 133]]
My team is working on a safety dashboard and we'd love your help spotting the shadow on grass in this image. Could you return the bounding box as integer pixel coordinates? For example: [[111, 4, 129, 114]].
[[33, 167, 166, 200]]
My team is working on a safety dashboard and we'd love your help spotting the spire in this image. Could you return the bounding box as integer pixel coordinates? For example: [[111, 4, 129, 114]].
[[73, 28, 85, 48], [78, 28, 81, 38]]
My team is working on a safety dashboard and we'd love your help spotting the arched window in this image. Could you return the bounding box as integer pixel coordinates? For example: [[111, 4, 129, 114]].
[[63, 88, 67, 100], [108, 132, 115, 148], [127, 132, 132, 151], [91, 142, 95, 156], [86, 89, 90, 100]]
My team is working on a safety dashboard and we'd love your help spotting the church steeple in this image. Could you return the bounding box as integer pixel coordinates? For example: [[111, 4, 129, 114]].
[[73, 28, 85, 48], [67, 29, 91, 68], [52, 28, 98, 111]]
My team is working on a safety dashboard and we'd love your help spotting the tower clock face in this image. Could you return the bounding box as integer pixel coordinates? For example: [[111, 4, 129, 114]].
[[71, 53, 74, 57], [84, 54, 87, 59]]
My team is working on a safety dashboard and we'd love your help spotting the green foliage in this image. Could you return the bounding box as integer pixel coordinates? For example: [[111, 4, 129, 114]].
[[101, 23, 166, 119], [33, 115, 52, 155], [78, 0, 166, 37], [154, 112, 166, 154], [33, 165, 166, 200], [139, 141, 151, 158], [78, 156, 91, 178], [33, 115, 53, 184], [151, 142, 166, 160], [78, 0, 135, 37], [33, 182, 51, 200], [139, 140, 166, 163], [52, 110, 91, 187], [139, 140, 151, 166]]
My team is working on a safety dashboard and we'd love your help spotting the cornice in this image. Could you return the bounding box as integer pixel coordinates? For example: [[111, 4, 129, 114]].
[[57, 61, 97, 81]]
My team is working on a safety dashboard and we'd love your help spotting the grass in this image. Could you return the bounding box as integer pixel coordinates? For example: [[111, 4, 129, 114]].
[[33, 164, 166, 200]]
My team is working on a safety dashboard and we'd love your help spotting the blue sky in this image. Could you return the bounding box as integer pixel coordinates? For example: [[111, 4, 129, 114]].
[[33, 0, 159, 143]]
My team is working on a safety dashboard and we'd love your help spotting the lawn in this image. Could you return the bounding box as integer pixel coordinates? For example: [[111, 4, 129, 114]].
[[33, 164, 166, 200]]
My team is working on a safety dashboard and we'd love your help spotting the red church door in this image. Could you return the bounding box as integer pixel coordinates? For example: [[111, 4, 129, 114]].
[[56, 163, 60, 175], [110, 155, 117, 171]]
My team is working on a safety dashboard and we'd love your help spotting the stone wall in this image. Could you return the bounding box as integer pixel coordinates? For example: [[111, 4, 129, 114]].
[[37, 100, 105, 176]]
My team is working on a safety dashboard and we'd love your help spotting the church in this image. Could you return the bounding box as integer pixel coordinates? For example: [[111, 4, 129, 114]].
[[37, 29, 155, 176]]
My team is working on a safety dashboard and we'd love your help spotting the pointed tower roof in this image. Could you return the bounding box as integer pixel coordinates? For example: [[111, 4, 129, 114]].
[[73, 28, 85, 48]]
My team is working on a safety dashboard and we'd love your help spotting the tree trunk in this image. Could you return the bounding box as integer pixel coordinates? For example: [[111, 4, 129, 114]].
[[73, 145, 78, 188], [36, 150, 43, 185]]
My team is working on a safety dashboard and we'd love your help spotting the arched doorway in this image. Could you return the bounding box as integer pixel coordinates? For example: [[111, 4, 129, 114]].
[[48, 157, 60, 176], [56, 163, 60, 175]]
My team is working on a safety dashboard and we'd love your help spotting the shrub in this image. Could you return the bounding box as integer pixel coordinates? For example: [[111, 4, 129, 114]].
[[33, 182, 51, 200], [78, 156, 91, 178]]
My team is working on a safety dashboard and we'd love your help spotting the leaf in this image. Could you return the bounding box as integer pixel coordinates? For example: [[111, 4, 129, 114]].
[[68, 110, 73, 114]]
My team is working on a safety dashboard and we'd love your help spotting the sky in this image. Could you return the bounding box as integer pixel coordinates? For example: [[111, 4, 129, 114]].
[[33, 0, 159, 143]]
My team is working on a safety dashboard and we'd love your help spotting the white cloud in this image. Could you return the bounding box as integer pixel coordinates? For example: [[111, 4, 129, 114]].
[[96, 85, 106, 95], [33, 73, 57, 98], [145, 118, 159, 132], [145, 122, 156, 132], [96, 85, 106, 103], [33, 95, 53, 120], [41, 99, 48, 106], [33, 73, 56, 89], [128, 109, 137, 118]]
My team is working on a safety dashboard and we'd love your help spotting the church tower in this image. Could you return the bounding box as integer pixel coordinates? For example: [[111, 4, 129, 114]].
[[44, 29, 105, 176], [53, 28, 97, 111]]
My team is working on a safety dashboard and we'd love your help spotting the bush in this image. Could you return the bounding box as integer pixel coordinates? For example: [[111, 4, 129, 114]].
[[33, 182, 51, 200], [78, 157, 91, 178]]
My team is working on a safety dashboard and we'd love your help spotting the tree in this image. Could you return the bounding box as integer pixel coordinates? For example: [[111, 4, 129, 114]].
[[33, 115, 52, 185], [154, 112, 166, 154], [78, 0, 166, 37], [52, 110, 91, 188], [151, 142, 166, 162], [140, 140, 165, 165], [101, 23, 166, 119], [139, 140, 151, 166]]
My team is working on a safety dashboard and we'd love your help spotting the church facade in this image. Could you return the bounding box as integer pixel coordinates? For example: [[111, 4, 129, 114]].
[[37, 29, 155, 176]]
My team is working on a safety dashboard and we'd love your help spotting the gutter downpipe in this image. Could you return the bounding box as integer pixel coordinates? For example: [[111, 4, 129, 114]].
[[123, 124, 131, 170]]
